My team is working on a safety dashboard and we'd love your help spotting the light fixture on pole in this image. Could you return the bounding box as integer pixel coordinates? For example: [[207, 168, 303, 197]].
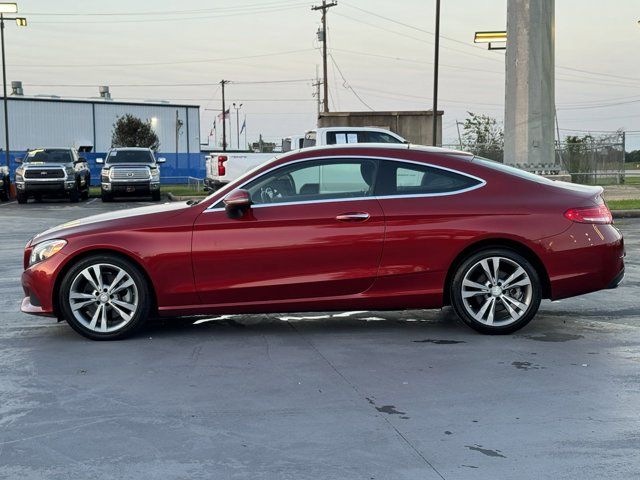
[[474, 30, 507, 50], [232, 102, 243, 150], [0, 1, 26, 171]]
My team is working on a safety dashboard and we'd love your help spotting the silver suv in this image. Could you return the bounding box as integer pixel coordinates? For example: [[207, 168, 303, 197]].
[[97, 148, 165, 202]]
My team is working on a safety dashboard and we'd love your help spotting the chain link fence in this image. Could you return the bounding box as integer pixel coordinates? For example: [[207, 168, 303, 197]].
[[444, 133, 626, 185]]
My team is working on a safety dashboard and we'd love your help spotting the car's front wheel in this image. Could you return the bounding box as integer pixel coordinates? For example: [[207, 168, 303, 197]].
[[450, 248, 541, 334], [59, 254, 152, 340]]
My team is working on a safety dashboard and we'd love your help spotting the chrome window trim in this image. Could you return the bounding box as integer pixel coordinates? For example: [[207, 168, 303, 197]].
[[205, 155, 486, 212]]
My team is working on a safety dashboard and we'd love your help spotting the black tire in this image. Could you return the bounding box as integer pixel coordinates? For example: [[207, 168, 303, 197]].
[[16, 191, 28, 204], [0, 179, 8, 201], [450, 248, 542, 335], [58, 254, 152, 340], [69, 184, 80, 203], [81, 177, 90, 200], [101, 191, 113, 202], [152, 190, 161, 202], [34, 194, 43, 203]]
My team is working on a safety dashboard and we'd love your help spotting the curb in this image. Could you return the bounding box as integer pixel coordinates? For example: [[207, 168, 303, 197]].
[[612, 210, 640, 219]]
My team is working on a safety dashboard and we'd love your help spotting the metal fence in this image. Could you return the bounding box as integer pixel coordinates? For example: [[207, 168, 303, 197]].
[[443, 135, 626, 185]]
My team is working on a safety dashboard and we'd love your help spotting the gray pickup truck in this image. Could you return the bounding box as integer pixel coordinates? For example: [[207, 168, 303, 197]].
[[97, 148, 165, 202], [14, 148, 90, 204]]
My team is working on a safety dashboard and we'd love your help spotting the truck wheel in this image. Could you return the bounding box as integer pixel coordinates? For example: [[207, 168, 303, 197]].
[[16, 192, 28, 204], [69, 184, 80, 203], [0, 182, 8, 201], [101, 192, 113, 202], [152, 190, 161, 201], [81, 179, 90, 200]]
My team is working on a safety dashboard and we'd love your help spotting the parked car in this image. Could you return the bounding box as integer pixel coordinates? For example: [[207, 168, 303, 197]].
[[206, 127, 408, 191], [0, 165, 10, 201], [14, 148, 90, 204], [97, 148, 165, 202], [21, 144, 624, 340]]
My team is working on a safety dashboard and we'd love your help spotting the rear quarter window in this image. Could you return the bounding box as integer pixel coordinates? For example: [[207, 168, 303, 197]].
[[376, 160, 482, 196]]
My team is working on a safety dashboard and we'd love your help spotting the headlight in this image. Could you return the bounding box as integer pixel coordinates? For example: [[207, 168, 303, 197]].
[[150, 168, 160, 180], [0, 166, 8, 175], [29, 239, 67, 266], [101, 168, 110, 180]]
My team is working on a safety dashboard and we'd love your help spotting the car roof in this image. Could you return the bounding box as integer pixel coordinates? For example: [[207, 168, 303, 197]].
[[289, 142, 473, 157]]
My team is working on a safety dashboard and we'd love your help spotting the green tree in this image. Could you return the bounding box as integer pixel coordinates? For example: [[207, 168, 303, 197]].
[[460, 112, 504, 162], [626, 150, 640, 164], [111, 114, 160, 151]]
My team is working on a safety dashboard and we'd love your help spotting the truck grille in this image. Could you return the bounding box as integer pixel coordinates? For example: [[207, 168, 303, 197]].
[[24, 168, 65, 179], [110, 168, 150, 181]]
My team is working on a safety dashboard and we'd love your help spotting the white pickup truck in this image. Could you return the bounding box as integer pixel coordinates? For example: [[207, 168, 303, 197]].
[[205, 127, 407, 190]]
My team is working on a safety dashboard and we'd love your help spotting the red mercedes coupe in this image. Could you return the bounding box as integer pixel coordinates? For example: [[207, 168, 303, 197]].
[[21, 145, 625, 340]]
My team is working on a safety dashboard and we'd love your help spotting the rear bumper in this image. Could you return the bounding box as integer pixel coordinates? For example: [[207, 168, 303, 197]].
[[540, 223, 625, 300]]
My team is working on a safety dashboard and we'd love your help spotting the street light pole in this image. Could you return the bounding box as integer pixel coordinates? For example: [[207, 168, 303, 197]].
[[1, 13, 9, 169], [432, 0, 441, 147], [233, 103, 242, 150], [0, 3, 27, 170]]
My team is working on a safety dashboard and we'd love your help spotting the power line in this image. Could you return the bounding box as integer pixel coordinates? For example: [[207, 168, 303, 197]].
[[9, 48, 316, 68], [23, 79, 314, 88], [23, 1, 306, 16], [328, 53, 374, 111]]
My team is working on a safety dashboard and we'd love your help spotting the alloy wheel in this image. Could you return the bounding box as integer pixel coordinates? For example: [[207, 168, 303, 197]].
[[460, 256, 533, 327], [68, 263, 139, 333]]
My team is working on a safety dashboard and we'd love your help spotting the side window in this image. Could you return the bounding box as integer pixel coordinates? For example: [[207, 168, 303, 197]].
[[375, 160, 481, 196], [366, 132, 403, 144], [326, 132, 361, 145], [244, 159, 377, 205]]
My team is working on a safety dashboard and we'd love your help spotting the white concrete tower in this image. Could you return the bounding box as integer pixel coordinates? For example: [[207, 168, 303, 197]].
[[503, 0, 556, 168]]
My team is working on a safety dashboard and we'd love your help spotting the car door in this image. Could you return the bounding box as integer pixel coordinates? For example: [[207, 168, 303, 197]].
[[192, 158, 385, 306], [372, 159, 485, 296]]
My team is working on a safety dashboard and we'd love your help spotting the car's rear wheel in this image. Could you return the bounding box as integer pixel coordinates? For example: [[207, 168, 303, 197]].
[[451, 248, 541, 334], [59, 254, 151, 340]]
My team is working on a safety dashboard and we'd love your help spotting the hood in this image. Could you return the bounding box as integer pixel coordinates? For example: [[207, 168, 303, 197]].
[[21, 162, 70, 169], [31, 201, 191, 244], [104, 163, 156, 168]]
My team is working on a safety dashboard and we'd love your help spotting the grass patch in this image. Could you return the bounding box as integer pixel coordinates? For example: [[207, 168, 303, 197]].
[[607, 199, 640, 210], [162, 185, 208, 197], [89, 185, 208, 198]]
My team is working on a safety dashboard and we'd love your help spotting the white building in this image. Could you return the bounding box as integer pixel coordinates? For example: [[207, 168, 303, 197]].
[[0, 93, 200, 154]]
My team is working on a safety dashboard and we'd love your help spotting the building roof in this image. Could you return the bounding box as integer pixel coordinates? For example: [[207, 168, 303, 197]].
[[2, 95, 200, 109]]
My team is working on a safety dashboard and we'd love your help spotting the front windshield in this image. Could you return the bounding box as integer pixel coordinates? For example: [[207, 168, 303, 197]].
[[25, 149, 72, 163], [107, 150, 153, 164]]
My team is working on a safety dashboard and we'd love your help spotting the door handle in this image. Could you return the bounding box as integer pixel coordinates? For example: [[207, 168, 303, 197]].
[[336, 212, 370, 222]]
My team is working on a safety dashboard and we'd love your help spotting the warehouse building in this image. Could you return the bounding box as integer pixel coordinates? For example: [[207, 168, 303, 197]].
[[0, 85, 203, 182]]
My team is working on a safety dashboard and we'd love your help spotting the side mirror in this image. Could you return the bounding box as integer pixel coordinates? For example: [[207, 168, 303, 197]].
[[14, 157, 22, 164], [223, 189, 252, 219], [157, 157, 166, 164], [96, 158, 104, 164], [76, 157, 86, 164]]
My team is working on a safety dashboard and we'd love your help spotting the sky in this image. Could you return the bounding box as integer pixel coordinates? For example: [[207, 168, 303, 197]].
[[6, 0, 640, 149]]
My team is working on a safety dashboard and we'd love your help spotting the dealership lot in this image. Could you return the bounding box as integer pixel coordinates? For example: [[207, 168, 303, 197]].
[[0, 200, 639, 479]]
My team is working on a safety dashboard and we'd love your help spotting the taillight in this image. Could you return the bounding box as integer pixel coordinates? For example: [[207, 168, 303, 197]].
[[564, 204, 612, 224], [217, 156, 227, 176]]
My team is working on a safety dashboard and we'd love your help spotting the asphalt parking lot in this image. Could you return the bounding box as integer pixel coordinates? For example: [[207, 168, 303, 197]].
[[0, 199, 639, 480]]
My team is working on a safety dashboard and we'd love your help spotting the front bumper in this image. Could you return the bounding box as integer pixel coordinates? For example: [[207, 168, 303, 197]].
[[102, 181, 160, 195], [21, 251, 69, 317], [17, 180, 76, 193]]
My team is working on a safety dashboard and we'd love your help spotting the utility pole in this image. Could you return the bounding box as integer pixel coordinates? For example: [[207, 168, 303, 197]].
[[220, 79, 229, 151], [312, 0, 337, 113], [175, 110, 183, 164], [312, 65, 322, 116], [432, 0, 441, 147]]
